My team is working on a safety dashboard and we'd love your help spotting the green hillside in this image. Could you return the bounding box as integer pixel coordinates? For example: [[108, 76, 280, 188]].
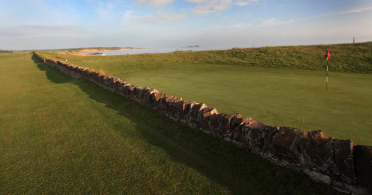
[[36, 42, 372, 76]]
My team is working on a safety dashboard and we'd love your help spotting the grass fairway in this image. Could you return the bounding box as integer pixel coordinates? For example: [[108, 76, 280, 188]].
[[0, 53, 341, 194], [124, 64, 372, 146]]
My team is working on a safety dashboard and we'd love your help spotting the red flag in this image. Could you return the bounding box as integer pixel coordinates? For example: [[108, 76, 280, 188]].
[[324, 48, 330, 59]]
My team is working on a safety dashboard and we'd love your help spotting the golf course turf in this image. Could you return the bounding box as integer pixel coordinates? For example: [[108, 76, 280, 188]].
[[35, 42, 372, 146], [0, 52, 343, 194], [124, 64, 372, 146]]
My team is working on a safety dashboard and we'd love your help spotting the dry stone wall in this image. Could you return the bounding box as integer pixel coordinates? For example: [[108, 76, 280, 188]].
[[33, 52, 372, 195]]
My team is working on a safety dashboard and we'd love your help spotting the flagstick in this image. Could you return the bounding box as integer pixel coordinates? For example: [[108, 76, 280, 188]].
[[326, 58, 328, 90]]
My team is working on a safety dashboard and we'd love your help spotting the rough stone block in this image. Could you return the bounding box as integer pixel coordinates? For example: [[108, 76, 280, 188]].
[[199, 108, 218, 133], [322, 138, 340, 179], [271, 127, 308, 171], [298, 130, 328, 174], [72, 66, 82, 78], [242, 120, 266, 154], [124, 85, 135, 99], [220, 113, 243, 138], [231, 118, 252, 142], [323, 139, 357, 184], [168, 100, 192, 121], [261, 126, 280, 159], [187, 103, 207, 128], [335, 139, 356, 184], [110, 77, 120, 91], [149, 92, 167, 110], [82, 69, 90, 78], [163, 96, 182, 114], [90, 71, 98, 82], [137, 87, 149, 103], [104, 77, 113, 89], [119, 82, 131, 96], [98, 74, 107, 85], [180, 101, 196, 123], [157, 96, 175, 112], [303, 169, 331, 185], [167, 101, 184, 121], [143, 88, 158, 106], [354, 145, 372, 192], [332, 180, 370, 195], [133, 87, 143, 102], [209, 113, 225, 134], [113, 79, 122, 93]]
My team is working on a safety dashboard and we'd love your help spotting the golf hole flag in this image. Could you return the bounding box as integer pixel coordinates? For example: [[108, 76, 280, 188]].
[[324, 48, 331, 59]]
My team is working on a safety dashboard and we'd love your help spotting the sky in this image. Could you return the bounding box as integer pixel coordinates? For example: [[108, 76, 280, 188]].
[[0, 0, 372, 50]]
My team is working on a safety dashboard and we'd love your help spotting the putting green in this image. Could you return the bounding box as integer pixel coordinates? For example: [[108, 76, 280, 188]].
[[124, 64, 372, 146]]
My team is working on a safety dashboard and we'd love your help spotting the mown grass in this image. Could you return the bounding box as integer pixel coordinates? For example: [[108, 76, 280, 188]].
[[0, 53, 341, 194], [35, 42, 372, 146], [124, 64, 372, 146]]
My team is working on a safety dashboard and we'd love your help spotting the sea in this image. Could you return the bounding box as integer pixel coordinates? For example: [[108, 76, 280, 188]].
[[82, 46, 233, 56]]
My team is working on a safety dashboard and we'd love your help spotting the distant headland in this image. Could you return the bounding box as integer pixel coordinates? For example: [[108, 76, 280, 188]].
[[182, 45, 200, 48], [55, 47, 151, 56]]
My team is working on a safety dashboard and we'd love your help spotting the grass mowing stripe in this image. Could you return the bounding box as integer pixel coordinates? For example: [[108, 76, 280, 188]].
[[0, 53, 341, 194]]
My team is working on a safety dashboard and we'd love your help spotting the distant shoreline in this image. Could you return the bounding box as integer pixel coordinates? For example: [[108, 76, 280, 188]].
[[64, 48, 152, 56], [80, 48, 151, 53]]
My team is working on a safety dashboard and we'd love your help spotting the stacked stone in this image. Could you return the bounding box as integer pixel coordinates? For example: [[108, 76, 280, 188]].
[[33, 52, 372, 195], [45, 59, 57, 68], [33, 52, 45, 63]]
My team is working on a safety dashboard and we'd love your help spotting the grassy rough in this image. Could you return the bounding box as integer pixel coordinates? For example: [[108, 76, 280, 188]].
[[36, 42, 372, 76], [0, 53, 342, 194]]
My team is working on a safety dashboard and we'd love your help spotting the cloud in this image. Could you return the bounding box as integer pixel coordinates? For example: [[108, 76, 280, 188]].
[[0, 24, 94, 40], [134, 0, 175, 7], [257, 18, 294, 27], [341, 6, 372, 14], [186, 0, 233, 14], [235, 0, 258, 6], [21, 24, 83, 30], [122, 11, 187, 24], [0, 30, 27, 37], [186, 0, 258, 14], [230, 23, 253, 29], [235, 1, 250, 6], [187, 0, 205, 3]]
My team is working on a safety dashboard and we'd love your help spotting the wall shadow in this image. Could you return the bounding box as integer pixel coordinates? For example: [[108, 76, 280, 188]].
[[32, 56, 75, 84], [34, 59, 341, 195]]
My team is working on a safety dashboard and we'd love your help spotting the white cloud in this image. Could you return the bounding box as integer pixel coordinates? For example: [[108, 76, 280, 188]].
[[187, 0, 233, 14], [235, 0, 258, 6], [187, 0, 205, 3], [122, 11, 187, 24], [186, 0, 258, 14], [341, 6, 372, 14], [137, 12, 187, 23], [21, 24, 83, 30], [0, 25, 90, 38], [134, 0, 175, 7], [230, 23, 252, 29], [257, 18, 293, 27], [235, 1, 250, 6]]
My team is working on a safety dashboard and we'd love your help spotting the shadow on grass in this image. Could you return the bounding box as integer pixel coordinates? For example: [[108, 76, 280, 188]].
[[32, 56, 75, 84], [33, 57, 341, 195]]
